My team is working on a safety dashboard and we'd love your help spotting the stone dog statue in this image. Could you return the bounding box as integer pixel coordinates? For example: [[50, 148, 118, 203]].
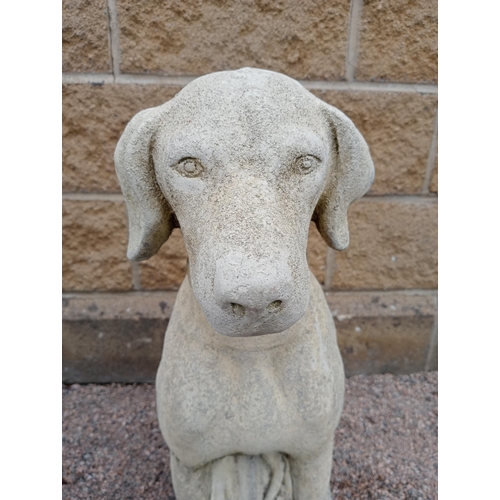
[[115, 68, 374, 500]]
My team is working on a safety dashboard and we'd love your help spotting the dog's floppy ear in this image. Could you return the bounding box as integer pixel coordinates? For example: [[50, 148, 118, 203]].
[[115, 106, 174, 261], [314, 103, 374, 251]]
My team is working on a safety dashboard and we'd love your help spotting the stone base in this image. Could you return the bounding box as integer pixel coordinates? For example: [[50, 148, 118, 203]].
[[62, 290, 437, 383]]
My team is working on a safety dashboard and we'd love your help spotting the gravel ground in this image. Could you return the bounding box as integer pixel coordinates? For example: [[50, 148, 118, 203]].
[[62, 372, 437, 499]]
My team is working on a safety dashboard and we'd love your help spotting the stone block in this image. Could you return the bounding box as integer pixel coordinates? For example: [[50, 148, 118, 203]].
[[62, 290, 437, 382], [62, 0, 111, 73], [330, 198, 437, 290], [62, 199, 133, 291], [62, 84, 183, 192], [425, 322, 438, 371], [63, 318, 168, 383], [116, 0, 350, 80], [62, 291, 178, 320], [326, 290, 437, 375], [356, 0, 438, 83], [311, 90, 437, 194], [336, 316, 434, 375], [62, 292, 174, 382]]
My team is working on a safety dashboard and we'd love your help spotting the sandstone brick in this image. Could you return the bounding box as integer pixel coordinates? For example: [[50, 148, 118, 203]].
[[62, 0, 111, 73], [311, 90, 437, 194], [116, 0, 350, 80], [139, 257, 187, 290], [138, 228, 188, 290], [307, 222, 327, 284], [330, 198, 437, 290], [429, 158, 438, 193], [356, 0, 438, 83], [62, 200, 132, 291], [62, 84, 183, 192]]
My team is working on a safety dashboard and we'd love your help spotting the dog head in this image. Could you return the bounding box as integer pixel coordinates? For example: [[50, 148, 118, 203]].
[[115, 68, 374, 337]]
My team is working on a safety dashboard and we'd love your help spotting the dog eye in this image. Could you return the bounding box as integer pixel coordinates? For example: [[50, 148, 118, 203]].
[[294, 155, 320, 174], [174, 158, 204, 178]]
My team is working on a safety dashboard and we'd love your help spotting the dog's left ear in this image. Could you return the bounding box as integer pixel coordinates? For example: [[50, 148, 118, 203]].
[[313, 102, 375, 250]]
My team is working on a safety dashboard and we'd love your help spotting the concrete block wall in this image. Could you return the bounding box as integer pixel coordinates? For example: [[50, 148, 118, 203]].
[[62, 0, 438, 382]]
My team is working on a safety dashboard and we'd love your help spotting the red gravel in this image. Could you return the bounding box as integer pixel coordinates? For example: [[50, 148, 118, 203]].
[[62, 372, 437, 499]]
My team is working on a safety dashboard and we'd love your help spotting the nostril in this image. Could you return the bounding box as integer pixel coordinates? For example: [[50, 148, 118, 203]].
[[231, 302, 246, 318], [266, 300, 284, 313]]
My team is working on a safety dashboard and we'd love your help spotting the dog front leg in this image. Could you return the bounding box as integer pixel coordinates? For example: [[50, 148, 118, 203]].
[[288, 443, 334, 500], [210, 453, 288, 500], [170, 452, 212, 500], [171, 453, 263, 500]]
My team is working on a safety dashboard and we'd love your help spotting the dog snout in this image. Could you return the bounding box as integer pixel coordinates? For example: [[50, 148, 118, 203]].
[[214, 253, 293, 320]]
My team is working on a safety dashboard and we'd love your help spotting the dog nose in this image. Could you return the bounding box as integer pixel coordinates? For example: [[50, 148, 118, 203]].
[[229, 299, 285, 318], [223, 292, 289, 319], [214, 253, 293, 319]]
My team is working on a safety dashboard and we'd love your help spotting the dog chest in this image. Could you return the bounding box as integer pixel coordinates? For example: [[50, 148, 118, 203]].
[[156, 327, 343, 467]]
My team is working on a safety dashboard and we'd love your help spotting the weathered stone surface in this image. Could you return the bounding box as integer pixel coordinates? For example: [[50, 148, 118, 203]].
[[138, 224, 328, 290], [113, 69, 374, 498], [356, 0, 438, 83], [311, 90, 437, 194], [115, 69, 374, 331], [62, 0, 111, 73], [62, 84, 182, 192], [156, 273, 344, 498], [116, 0, 350, 80], [63, 318, 168, 383], [331, 198, 438, 289], [62, 200, 132, 291]]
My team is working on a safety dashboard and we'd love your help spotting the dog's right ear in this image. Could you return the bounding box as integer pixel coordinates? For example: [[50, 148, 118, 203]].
[[114, 106, 174, 261]]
